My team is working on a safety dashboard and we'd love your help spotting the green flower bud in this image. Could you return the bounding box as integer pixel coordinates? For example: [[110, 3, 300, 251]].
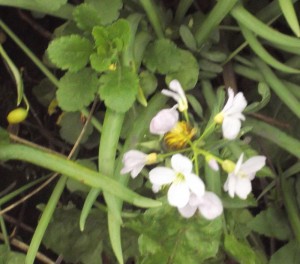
[[222, 159, 235, 173], [7, 107, 28, 124]]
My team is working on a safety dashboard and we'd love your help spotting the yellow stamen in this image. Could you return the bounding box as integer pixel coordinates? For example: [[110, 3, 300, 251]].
[[146, 153, 157, 164]]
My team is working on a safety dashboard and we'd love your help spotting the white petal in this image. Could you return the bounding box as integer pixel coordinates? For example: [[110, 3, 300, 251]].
[[120, 150, 147, 177], [224, 173, 236, 198], [169, 79, 183, 93], [222, 88, 235, 113], [171, 154, 193, 174], [149, 167, 175, 185], [226, 92, 247, 115], [222, 116, 241, 140], [208, 159, 219, 171], [240, 156, 266, 175], [152, 184, 161, 193], [198, 192, 223, 220], [234, 153, 244, 174], [235, 178, 252, 199], [161, 89, 181, 103], [168, 182, 190, 208], [149, 108, 179, 135], [178, 203, 197, 218], [185, 173, 205, 198], [130, 165, 146, 178]]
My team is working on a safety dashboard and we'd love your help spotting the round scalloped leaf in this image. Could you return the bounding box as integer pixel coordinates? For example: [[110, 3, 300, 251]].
[[143, 39, 181, 74], [47, 35, 93, 72], [73, 3, 102, 32], [99, 67, 139, 113], [165, 49, 199, 90], [107, 19, 131, 50], [57, 68, 98, 112], [59, 112, 94, 144], [86, 0, 122, 25]]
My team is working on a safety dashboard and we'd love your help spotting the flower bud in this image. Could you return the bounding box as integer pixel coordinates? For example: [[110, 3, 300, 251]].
[[222, 159, 235, 173], [7, 108, 28, 124], [214, 112, 224, 124]]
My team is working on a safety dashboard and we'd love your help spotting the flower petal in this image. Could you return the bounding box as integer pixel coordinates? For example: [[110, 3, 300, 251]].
[[168, 182, 190, 208], [240, 156, 266, 176], [150, 108, 179, 135], [178, 203, 197, 218], [235, 178, 252, 199], [222, 88, 235, 113], [226, 92, 247, 115], [149, 167, 175, 185], [185, 173, 205, 198], [222, 116, 241, 140], [171, 154, 193, 174], [198, 192, 223, 220], [224, 173, 236, 198], [234, 153, 244, 174]]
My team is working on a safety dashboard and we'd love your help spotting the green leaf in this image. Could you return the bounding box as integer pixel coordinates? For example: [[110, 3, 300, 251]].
[[99, 67, 139, 112], [270, 240, 300, 264], [90, 53, 112, 72], [0, 127, 10, 145], [47, 35, 93, 72], [186, 94, 203, 118], [34, 0, 67, 12], [59, 112, 94, 144], [43, 207, 106, 264], [248, 206, 292, 240], [143, 39, 181, 74], [73, 3, 102, 32], [139, 71, 157, 98], [86, 0, 122, 25], [32, 78, 56, 107], [244, 82, 270, 113], [57, 68, 98, 112], [179, 24, 197, 51], [0, 246, 26, 264], [128, 201, 222, 263], [165, 49, 199, 90], [224, 234, 259, 264], [107, 19, 131, 50]]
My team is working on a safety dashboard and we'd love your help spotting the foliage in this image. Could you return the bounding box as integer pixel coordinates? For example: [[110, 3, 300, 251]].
[[0, 0, 300, 264]]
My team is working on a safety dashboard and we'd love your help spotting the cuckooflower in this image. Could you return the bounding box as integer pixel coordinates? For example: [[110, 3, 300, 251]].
[[223, 153, 266, 199], [150, 106, 179, 135], [121, 150, 157, 178], [214, 88, 247, 140], [178, 192, 223, 220], [149, 154, 205, 208], [162, 80, 188, 112]]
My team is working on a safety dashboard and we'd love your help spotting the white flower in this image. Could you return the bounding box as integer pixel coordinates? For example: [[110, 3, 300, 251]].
[[214, 88, 247, 140], [223, 153, 266, 199], [178, 192, 223, 220], [206, 157, 219, 171], [150, 106, 179, 135], [162, 80, 188, 112], [149, 154, 205, 208], [121, 150, 157, 178]]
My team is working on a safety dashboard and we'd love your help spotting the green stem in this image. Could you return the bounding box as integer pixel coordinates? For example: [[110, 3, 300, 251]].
[[174, 0, 193, 23], [0, 0, 73, 19], [0, 144, 161, 208], [139, 0, 164, 38], [280, 177, 300, 243], [194, 0, 239, 47], [0, 214, 10, 250], [0, 19, 60, 88], [25, 176, 66, 264]]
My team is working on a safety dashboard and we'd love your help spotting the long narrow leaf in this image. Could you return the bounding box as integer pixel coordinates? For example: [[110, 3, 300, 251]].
[[278, 0, 300, 37]]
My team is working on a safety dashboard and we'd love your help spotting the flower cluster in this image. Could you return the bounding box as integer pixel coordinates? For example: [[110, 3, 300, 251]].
[[120, 80, 266, 221]]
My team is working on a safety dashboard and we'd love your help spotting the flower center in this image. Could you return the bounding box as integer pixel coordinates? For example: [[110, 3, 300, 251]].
[[214, 112, 224, 124], [174, 172, 185, 183]]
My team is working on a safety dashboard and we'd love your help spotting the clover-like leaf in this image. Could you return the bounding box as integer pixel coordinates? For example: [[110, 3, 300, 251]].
[[47, 35, 93, 72], [166, 50, 199, 90], [57, 68, 98, 112], [99, 67, 139, 112], [73, 3, 102, 32], [143, 39, 181, 74], [90, 53, 112, 72], [107, 19, 131, 50], [59, 112, 93, 144], [86, 0, 122, 25]]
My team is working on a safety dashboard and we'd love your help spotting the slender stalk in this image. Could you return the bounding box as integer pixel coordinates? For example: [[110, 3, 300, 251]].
[[194, 0, 239, 47], [174, 0, 193, 23]]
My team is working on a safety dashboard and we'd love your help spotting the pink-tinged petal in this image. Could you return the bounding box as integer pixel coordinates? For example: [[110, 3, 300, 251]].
[[224, 173, 236, 198], [226, 92, 247, 115], [149, 167, 175, 185], [185, 173, 205, 198], [168, 182, 190, 208], [222, 88, 235, 113], [198, 192, 223, 220], [240, 156, 266, 175], [120, 150, 147, 177], [208, 159, 219, 171], [222, 116, 241, 140], [235, 178, 252, 199], [150, 108, 179, 135], [178, 203, 197, 218], [171, 154, 193, 174], [130, 165, 146, 178], [161, 89, 181, 103]]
